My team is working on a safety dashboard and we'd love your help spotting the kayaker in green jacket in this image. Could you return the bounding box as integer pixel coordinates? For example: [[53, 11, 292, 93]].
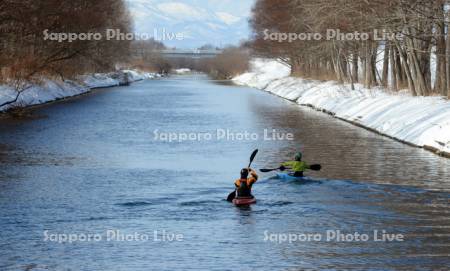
[[280, 152, 310, 177]]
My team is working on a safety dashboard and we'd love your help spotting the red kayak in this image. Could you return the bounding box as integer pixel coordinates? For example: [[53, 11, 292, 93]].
[[232, 196, 256, 206]]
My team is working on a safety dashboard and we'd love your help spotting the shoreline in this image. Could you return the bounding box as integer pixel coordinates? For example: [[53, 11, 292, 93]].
[[0, 82, 133, 118], [233, 59, 450, 159], [0, 70, 160, 114]]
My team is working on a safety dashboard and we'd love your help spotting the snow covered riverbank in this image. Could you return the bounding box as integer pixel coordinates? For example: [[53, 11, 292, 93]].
[[233, 59, 450, 157], [0, 70, 159, 112]]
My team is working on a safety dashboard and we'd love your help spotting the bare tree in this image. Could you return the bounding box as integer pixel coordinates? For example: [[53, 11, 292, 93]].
[[0, 0, 132, 83], [249, 0, 450, 97]]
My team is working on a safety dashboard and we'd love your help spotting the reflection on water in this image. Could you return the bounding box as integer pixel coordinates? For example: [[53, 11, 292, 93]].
[[248, 92, 450, 190], [0, 75, 449, 270]]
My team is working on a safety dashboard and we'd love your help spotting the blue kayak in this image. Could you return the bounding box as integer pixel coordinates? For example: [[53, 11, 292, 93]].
[[276, 172, 309, 181]]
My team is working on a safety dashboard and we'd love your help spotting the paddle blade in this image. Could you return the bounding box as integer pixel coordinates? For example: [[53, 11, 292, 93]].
[[259, 168, 275, 172], [227, 191, 236, 202], [310, 164, 321, 171], [248, 149, 258, 168]]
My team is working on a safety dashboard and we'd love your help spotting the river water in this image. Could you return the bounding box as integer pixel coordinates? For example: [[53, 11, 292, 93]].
[[1, 74, 450, 270]]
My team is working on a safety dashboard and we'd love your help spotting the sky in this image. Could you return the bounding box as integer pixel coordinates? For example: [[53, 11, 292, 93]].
[[126, 0, 255, 48]]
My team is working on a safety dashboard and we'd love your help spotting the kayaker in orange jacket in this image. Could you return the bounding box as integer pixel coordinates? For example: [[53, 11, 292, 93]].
[[234, 168, 258, 197]]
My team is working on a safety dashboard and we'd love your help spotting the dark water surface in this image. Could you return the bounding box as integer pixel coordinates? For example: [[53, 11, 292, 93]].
[[1, 74, 450, 270]]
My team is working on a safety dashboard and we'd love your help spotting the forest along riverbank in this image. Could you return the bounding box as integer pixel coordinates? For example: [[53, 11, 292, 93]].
[[233, 59, 450, 158], [1, 75, 450, 270], [0, 70, 160, 113]]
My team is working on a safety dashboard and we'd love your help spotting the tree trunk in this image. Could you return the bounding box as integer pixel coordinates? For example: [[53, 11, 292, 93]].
[[395, 41, 417, 96], [389, 44, 398, 91], [290, 57, 301, 76], [435, 14, 446, 95], [364, 42, 377, 88], [447, 10, 450, 98], [381, 43, 390, 88], [352, 52, 358, 83], [419, 23, 433, 95], [371, 46, 378, 85]]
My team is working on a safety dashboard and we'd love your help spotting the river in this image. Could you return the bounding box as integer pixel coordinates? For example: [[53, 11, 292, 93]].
[[1, 74, 450, 270]]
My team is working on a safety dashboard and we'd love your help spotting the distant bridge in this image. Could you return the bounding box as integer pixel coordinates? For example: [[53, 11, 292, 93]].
[[158, 49, 222, 58]]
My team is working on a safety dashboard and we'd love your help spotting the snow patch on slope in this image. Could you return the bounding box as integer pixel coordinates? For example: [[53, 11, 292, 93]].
[[233, 59, 290, 89]]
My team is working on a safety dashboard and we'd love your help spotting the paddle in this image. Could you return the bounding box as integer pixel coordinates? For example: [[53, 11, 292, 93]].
[[227, 149, 258, 202], [260, 167, 285, 172], [247, 149, 258, 168], [259, 164, 321, 172]]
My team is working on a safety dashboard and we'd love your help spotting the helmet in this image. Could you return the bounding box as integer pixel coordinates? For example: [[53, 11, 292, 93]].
[[240, 168, 249, 178], [294, 152, 302, 161]]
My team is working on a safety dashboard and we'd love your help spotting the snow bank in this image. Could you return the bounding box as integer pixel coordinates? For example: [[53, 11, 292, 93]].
[[80, 73, 122, 89], [234, 59, 290, 89], [0, 70, 158, 112], [233, 59, 450, 157], [173, 68, 191, 74], [121, 70, 158, 81]]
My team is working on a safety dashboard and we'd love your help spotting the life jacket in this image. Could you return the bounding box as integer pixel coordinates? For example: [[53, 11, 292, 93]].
[[237, 178, 251, 197]]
